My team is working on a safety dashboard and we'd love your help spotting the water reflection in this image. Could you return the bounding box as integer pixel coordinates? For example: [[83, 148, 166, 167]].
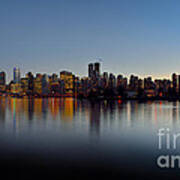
[[89, 101, 100, 136], [0, 97, 180, 135], [0, 98, 6, 123]]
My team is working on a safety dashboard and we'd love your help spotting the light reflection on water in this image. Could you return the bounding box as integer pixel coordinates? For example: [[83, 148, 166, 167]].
[[1, 97, 180, 174], [0, 98, 180, 136], [0, 98, 180, 140]]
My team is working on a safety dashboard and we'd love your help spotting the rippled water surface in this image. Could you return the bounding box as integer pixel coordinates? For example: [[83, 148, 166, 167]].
[[0, 98, 180, 178], [1, 98, 179, 134]]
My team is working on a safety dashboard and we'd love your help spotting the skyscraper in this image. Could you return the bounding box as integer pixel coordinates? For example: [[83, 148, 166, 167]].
[[0, 72, 6, 93], [172, 73, 177, 90], [13, 67, 20, 83], [88, 63, 94, 78], [60, 71, 74, 95], [88, 62, 101, 78], [26, 72, 34, 93], [94, 62, 100, 77], [0, 72, 6, 85]]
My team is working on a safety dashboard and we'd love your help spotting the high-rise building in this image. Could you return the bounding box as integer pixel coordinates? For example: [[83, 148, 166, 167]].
[[88, 63, 94, 78], [0, 72, 6, 85], [172, 73, 177, 90], [138, 79, 143, 89], [21, 77, 29, 94], [10, 83, 22, 95], [26, 72, 34, 93], [109, 73, 116, 88], [0, 72, 6, 93], [60, 71, 74, 95], [49, 74, 60, 94], [51, 73, 58, 82], [13, 67, 20, 83], [102, 72, 108, 88], [94, 62, 100, 77], [34, 74, 43, 95], [42, 74, 49, 95], [117, 75, 123, 87], [103, 72, 108, 80], [122, 78, 128, 89], [144, 76, 154, 90]]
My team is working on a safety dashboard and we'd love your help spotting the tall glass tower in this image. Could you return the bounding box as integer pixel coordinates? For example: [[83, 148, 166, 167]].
[[88, 63, 94, 78], [13, 67, 21, 83]]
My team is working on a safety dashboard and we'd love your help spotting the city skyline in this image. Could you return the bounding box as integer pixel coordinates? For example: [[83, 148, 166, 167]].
[[0, 63, 180, 83], [1, 63, 180, 83], [1, 0, 180, 82], [1, 62, 179, 83], [1, 62, 180, 101]]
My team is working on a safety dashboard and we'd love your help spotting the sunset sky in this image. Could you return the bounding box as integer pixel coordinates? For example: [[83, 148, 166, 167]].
[[1, 0, 180, 81]]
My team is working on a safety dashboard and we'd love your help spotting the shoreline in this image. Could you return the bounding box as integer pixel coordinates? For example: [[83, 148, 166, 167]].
[[1, 95, 180, 102]]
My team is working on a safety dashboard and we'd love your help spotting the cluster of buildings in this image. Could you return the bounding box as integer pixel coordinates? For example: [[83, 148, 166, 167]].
[[6, 68, 76, 97], [0, 63, 180, 99]]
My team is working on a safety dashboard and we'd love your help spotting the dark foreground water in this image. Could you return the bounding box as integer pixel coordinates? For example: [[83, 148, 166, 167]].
[[0, 97, 180, 179]]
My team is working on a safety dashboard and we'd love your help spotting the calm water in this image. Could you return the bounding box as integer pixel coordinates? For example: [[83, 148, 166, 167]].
[[1, 97, 179, 134], [0, 97, 180, 178]]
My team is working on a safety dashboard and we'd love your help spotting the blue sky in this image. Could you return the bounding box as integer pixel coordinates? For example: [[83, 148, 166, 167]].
[[1, 0, 180, 81]]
